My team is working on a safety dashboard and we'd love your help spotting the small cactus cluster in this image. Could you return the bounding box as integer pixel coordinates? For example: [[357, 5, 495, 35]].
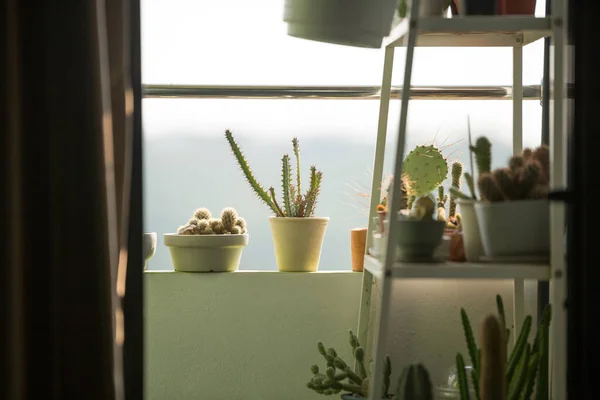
[[307, 331, 394, 398], [456, 294, 551, 400], [396, 364, 434, 400], [478, 145, 550, 202], [225, 130, 322, 217], [177, 207, 247, 235]]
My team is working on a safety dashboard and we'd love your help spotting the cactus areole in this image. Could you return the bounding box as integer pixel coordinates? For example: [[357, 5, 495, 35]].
[[403, 145, 449, 197]]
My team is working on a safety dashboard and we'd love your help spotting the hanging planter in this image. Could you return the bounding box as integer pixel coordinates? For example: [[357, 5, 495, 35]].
[[283, 0, 399, 48], [225, 130, 328, 272], [165, 207, 249, 272]]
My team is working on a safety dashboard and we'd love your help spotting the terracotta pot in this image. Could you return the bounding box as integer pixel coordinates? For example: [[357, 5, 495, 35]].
[[499, 0, 536, 15], [448, 232, 467, 262], [351, 228, 368, 272]]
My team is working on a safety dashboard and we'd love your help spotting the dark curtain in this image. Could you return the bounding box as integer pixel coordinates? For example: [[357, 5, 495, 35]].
[[2, 0, 138, 398]]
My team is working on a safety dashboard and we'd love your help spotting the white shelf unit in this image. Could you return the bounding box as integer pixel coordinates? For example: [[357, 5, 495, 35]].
[[356, 2, 568, 400]]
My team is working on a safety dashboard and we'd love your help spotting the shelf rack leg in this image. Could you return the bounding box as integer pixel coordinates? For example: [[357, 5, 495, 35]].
[[550, 0, 568, 398], [513, 43, 523, 154], [368, 2, 421, 398], [356, 47, 395, 369], [511, 43, 525, 346]]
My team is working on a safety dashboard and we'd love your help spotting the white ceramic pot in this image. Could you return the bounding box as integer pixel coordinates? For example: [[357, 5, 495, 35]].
[[143, 232, 157, 270], [458, 199, 484, 262], [474, 199, 550, 257], [164, 234, 249, 272], [269, 217, 329, 272], [283, 0, 398, 48]]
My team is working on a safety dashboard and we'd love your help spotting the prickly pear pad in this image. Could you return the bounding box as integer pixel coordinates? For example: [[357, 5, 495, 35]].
[[403, 145, 448, 196]]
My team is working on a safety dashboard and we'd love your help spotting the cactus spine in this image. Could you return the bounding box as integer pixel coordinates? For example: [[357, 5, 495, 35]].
[[177, 207, 247, 235], [307, 330, 393, 398], [396, 364, 434, 400], [226, 130, 323, 217], [457, 295, 552, 400]]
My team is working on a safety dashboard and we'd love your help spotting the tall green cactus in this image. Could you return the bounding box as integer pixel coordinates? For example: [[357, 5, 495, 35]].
[[225, 130, 323, 217], [449, 162, 463, 218], [456, 295, 552, 400], [396, 364, 434, 400], [307, 330, 393, 398]]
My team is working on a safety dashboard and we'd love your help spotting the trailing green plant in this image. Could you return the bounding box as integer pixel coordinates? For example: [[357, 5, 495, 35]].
[[307, 330, 394, 398], [455, 294, 552, 400], [177, 207, 247, 235], [478, 145, 550, 203], [396, 364, 434, 400], [225, 130, 322, 217]]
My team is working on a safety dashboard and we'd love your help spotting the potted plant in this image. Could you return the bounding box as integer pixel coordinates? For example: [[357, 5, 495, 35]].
[[283, 0, 398, 49], [449, 126, 490, 262], [474, 145, 550, 259], [225, 130, 328, 272], [306, 330, 435, 399], [164, 207, 249, 272], [455, 294, 551, 400], [143, 232, 157, 270]]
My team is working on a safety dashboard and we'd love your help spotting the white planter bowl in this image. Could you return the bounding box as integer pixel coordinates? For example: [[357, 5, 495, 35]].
[[457, 199, 484, 262], [269, 217, 329, 272], [143, 232, 157, 271], [284, 0, 398, 48], [474, 199, 550, 257], [164, 234, 249, 272]]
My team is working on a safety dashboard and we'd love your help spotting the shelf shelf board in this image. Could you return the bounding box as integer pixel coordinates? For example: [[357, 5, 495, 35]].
[[384, 16, 552, 48], [364, 255, 550, 281]]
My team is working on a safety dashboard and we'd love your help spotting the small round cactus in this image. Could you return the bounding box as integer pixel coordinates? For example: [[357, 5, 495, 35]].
[[177, 207, 248, 235], [194, 208, 211, 220]]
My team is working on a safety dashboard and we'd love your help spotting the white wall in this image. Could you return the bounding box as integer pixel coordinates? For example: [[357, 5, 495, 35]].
[[145, 271, 537, 400]]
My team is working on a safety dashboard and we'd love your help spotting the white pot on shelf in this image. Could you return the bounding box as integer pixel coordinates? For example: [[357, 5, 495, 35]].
[[474, 199, 550, 258], [283, 0, 398, 48], [269, 217, 329, 272], [457, 199, 484, 262], [143, 232, 157, 271], [164, 234, 249, 272]]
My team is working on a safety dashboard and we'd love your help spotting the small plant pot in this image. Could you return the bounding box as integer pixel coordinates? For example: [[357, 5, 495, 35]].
[[456, 0, 497, 15], [474, 199, 550, 257], [448, 232, 467, 262], [164, 234, 249, 272], [269, 217, 329, 272], [283, 0, 398, 48], [395, 219, 446, 262], [143, 232, 157, 271], [498, 0, 536, 15], [457, 199, 484, 262], [351, 227, 368, 272]]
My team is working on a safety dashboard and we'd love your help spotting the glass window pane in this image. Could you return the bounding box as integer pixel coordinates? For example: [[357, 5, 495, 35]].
[[141, 0, 547, 85], [143, 98, 543, 271]]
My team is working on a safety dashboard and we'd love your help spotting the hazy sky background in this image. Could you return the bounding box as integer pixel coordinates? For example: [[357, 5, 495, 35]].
[[141, 0, 547, 270]]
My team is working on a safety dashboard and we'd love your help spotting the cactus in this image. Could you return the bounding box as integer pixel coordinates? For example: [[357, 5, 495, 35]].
[[307, 330, 394, 398], [449, 162, 463, 219], [402, 145, 449, 197], [437, 186, 448, 209], [457, 295, 552, 400], [225, 130, 323, 217], [396, 364, 434, 400], [470, 137, 492, 176], [177, 207, 248, 235], [478, 145, 549, 203], [408, 194, 437, 221], [478, 315, 506, 400]]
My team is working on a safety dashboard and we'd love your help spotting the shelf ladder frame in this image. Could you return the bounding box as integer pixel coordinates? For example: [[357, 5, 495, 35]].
[[357, 1, 568, 399]]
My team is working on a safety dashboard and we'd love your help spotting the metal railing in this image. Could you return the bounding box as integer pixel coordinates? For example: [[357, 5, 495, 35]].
[[142, 84, 542, 100]]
